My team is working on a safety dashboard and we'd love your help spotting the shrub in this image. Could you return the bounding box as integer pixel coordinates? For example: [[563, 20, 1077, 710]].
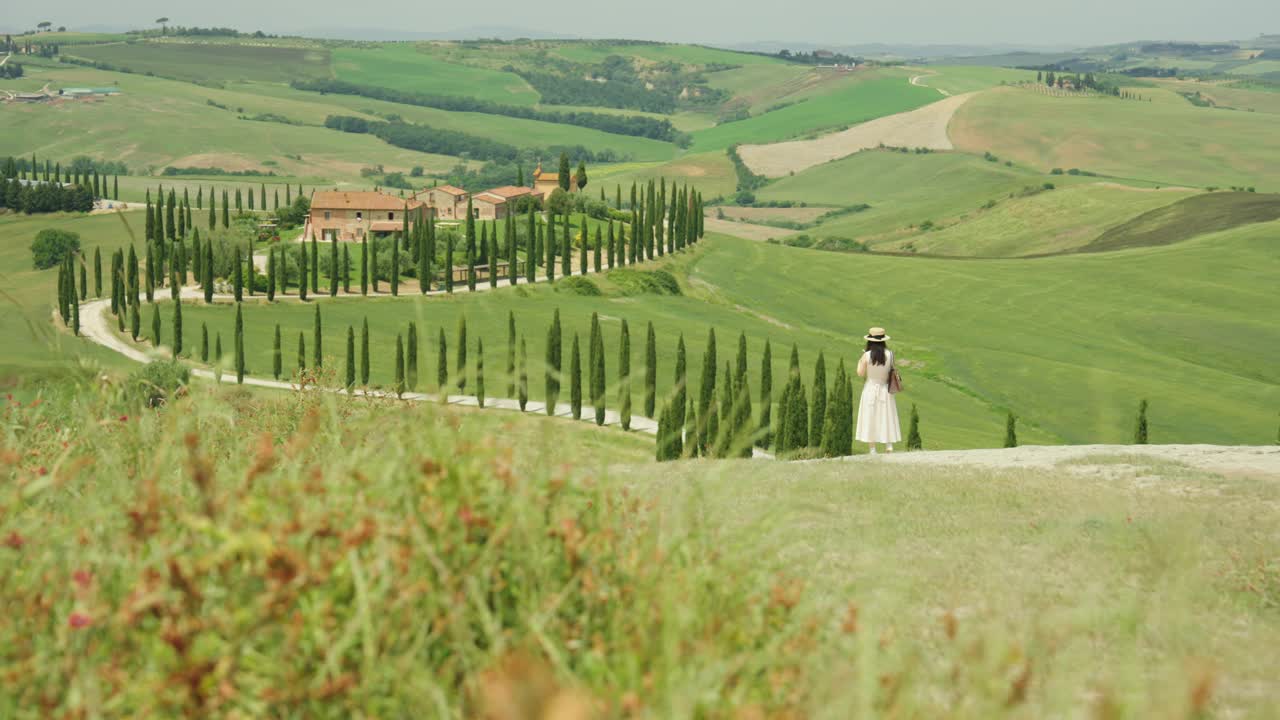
[[607, 269, 681, 296], [31, 229, 81, 270], [555, 276, 602, 296], [127, 360, 190, 407], [734, 190, 756, 206]]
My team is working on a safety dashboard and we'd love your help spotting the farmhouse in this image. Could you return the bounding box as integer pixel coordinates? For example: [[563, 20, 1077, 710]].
[[531, 163, 575, 199], [472, 185, 538, 220], [414, 185, 469, 220], [306, 190, 427, 242]]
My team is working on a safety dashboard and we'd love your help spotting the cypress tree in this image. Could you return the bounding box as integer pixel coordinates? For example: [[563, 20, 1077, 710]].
[[643, 321, 657, 418], [235, 188, 242, 212], [395, 334, 405, 398], [569, 333, 582, 420], [734, 371, 754, 458], [247, 187, 254, 212], [518, 336, 529, 411], [489, 224, 499, 288], [407, 322, 419, 391], [297, 333, 305, 373], [79, 259, 87, 301], [545, 309, 562, 415], [476, 337, 485, 408], [312, 305, 322, 369], [113, 175, 119, 201], [201, 322, 209, 362], [619, 319, 632, 430], [507, 311, 517, 398], [172, 297, 182, 357], [579, 219, 588, 275], [558, 152, 571, 191], [593, 225, 602, 273], [234, 303, 245, 384], [391, 233, 400, 296], [330, 237, 339, 296], [1134, 399, 1148, 445], [266, 250, 276, 302], [202, 240, 213, 303], [698, 329, 717, 452], [208, 191, 216, 229], [526, 210, 537, 284], [445, 234, 454, 293], [343, 245, 351, 294], [419, 224, 431, 293], [273, 324, 282, 380], [360, 238, 369, 296], [260, 184, 266, 212], [456, 315, 468, 393], [591, 316, 606, 426], [217, 333, 224, 367], [436, 327, 447, 399], [674, 334, 688, 444], [144, 243, 155, 303], [561, 214, 571, 278], [145, 196, 154, 243], [606, 222, 615, 268], [345, 326, 356, 389], [362, 318, 371, 386], [507, 213, 517, 286], [1004, 412, 1018, 448], [274, 188, 279, 211], [810, 352, 827, 448], [906, 404, 922, 451], [787, 374, 809, 452], [233, 246, 243, 302], [71, 281, 80, 336], [465, 197, 476, 291], [150, 302, 161, 345], [299, 240, 309, 301], [222, 190, 230, 228], [93, 247, 102, 297], [310, 237, 319, 294], [758, 340, 773, 449], [544, 215, 555, 283]]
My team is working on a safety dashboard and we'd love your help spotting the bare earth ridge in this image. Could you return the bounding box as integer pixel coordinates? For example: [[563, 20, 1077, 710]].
[[738, 92, 975, 178]]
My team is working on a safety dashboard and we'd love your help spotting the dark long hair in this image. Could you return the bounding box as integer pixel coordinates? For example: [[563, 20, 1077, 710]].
[[865, 340, 887, 366]]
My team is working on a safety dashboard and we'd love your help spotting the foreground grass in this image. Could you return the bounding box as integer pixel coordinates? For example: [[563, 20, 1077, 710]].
[[4, 375, 1276, 716], [622, 453, 1280, 717]]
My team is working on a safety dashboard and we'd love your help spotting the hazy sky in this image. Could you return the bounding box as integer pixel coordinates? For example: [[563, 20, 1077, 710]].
[[5, 0, 1278, 47]]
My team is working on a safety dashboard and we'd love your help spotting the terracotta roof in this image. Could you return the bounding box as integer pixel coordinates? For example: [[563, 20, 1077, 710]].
[[472, 192, 506, 205], [486, 185, 535, 199], [369, 221, 403, 232], [310, 191, 419, 211], [433, 185, 469, 197]]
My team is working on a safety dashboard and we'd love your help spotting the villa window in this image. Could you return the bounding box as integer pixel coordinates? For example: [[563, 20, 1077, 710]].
[[388, 212, 395, 220], [356, 212, 363, 220], [324, 211, 331, 220], [472, 208, 479, 219]]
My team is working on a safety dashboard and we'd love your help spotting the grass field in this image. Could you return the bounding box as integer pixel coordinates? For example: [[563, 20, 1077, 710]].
[[688, 70, 939, 152], [1084, 190, 1280, 252], [1155, 78, 1280, 115], [551, 41, 780, 68], [756, 150, 1079, 242], [123, 221, 1280, 450], [876, 183, 1195, 257], [0, 64, 460, 179], [910, 65, 1037, 95], [66, 41, 333, 84], [591, 151, 739, 199], [950, 86, 1280, 189], [332, 45, 540, 106], [1227, 60, 1280, 76]]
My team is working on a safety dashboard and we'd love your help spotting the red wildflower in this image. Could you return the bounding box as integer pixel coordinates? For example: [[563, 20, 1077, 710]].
[[3, 531, 23, 550], [73, 569, 92, 590], [37, 466, 47, 476], [119, 415, 129, 422], [69, 612, 92, 629]]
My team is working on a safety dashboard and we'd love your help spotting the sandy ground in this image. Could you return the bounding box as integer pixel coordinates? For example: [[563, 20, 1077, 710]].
[[738, 93, 975, 178], [833, 444, 1280, 478]]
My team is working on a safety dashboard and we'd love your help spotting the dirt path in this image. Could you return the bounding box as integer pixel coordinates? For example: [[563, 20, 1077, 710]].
[[0, 53, 10, 68], [828, 444, 1280, 478], [700, 216, 798, 242], [909, 73, 951, 96], [738, 92, 975, 177]]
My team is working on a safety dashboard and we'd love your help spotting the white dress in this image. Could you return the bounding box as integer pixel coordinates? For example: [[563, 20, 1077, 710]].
[[855, 350, 902, 444]]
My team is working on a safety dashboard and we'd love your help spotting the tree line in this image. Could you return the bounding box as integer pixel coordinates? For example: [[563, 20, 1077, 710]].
[[293, 78, 684, 143], [324, 115, 623, 165]]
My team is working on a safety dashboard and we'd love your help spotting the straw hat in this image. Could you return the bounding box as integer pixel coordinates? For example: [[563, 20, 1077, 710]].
[[864, 327, 891, 342]]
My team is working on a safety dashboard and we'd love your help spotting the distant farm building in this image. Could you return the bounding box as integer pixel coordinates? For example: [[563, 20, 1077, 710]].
[[531, 163, 577, 199], [306, 190, 427, 242], [60, 87, 121, 97], [413, 185, 469, 220]]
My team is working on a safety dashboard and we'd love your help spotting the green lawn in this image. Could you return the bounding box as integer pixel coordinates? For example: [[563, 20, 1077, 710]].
[[689, 70, 939, 152], [135, 224, 1280, 449], [951, 86, 1280, 190], [592, 152, 739, 200], [1226, 60, 1280, 76], [66, 41, 333, 84], [332, 45, 541, 106]]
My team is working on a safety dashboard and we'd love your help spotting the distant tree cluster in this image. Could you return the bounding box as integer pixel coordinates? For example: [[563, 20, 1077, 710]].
[[324, 115, 624, 165], [293, 79, 684, 143], [0, 61, 23, 80], [772, 48, 863, 65]]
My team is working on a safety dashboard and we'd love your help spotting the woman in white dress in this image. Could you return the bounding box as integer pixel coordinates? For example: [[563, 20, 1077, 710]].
[[855, 327, 901, 454]]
